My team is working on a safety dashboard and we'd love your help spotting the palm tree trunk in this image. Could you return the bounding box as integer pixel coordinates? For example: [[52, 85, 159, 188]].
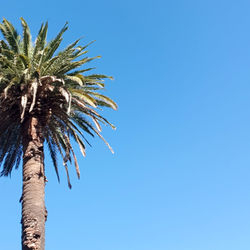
[[21, 116, 46, 250]]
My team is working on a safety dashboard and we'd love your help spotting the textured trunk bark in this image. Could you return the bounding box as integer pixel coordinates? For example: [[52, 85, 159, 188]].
[[21, 116, 46, 250]]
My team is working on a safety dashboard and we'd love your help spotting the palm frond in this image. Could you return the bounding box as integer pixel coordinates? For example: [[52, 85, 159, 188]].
[[32, 21, 48, 68], [20, 17, 32, 57], [0, 18, 20, 53], [46, 136, 60, 182], [42, 22, 68, 62]]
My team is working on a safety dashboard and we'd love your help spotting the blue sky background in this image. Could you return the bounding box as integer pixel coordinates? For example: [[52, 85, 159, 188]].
[[1, 0, 250, 249]]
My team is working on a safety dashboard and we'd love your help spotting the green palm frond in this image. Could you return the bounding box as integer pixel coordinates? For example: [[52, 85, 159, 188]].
[[42, 22, 68, 63], [46, 135, 60, 182], [32, 22, 48, 62], [0, 18, 20, 53], [20, 17, 32, 57]]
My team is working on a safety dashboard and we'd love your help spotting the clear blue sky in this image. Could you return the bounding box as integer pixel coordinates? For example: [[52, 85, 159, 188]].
[[1, 0, 250, 249]]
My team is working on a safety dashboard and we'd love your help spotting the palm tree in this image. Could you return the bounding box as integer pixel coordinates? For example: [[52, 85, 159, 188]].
[[0, 18, 117, 250]]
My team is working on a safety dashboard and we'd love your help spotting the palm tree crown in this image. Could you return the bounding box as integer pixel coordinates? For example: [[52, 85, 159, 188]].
[[0, 18, 117, 187]]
